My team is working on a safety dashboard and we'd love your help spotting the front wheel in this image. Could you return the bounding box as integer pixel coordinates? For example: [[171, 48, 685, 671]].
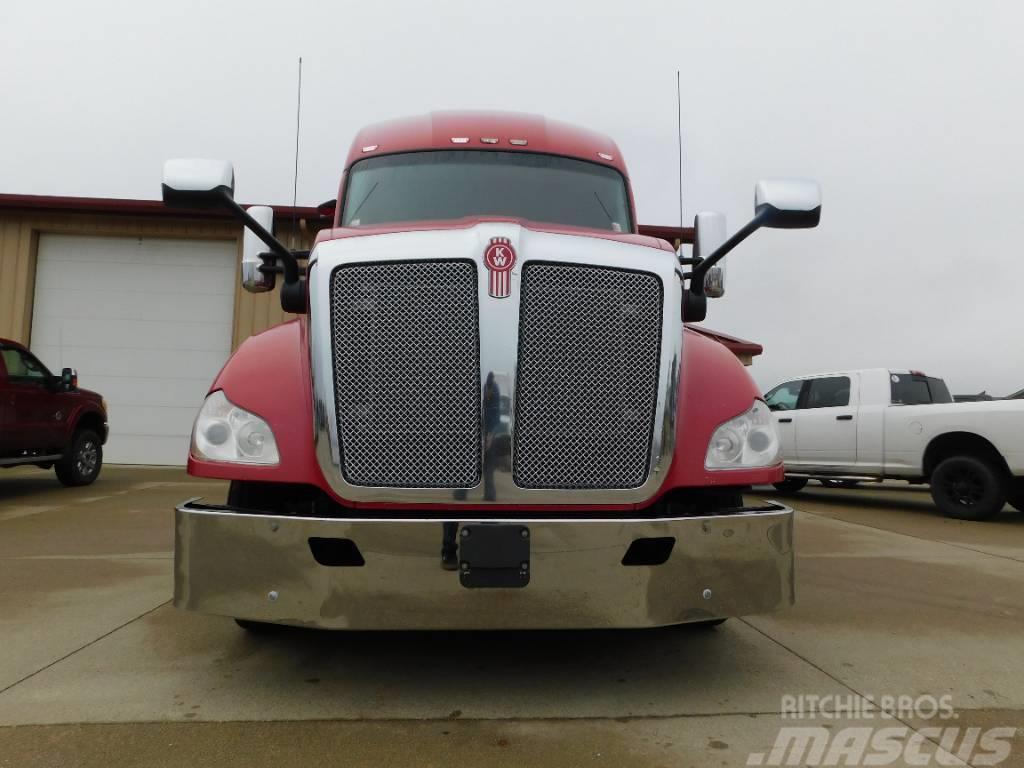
[[772, 478, 808, 493], [929, 455, 1007, 521], [55, 429, 103, 487]]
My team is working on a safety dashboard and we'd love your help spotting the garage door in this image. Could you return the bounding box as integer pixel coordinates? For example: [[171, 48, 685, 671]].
[[30, 234, 237, 465]]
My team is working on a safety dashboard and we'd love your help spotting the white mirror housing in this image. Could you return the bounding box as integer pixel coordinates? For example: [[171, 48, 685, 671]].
[[754, 179, 821, 229], [694, 211, 727, 298], [162, 158, 235, 209], [242, 206, 276, 293]]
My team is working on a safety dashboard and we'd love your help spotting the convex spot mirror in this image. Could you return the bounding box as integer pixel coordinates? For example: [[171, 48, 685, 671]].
[[162, 159, 235, 209], [242, 206, 276, 293], [754, 179, 821, 229], [694, 211, 727, 298]]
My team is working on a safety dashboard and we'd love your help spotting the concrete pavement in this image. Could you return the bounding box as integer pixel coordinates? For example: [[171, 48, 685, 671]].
[[0, 468, 1022, 767]]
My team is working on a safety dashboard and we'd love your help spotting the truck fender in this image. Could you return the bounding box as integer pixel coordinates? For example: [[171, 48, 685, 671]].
[[187, 318, 325, 487], [921, 431, 1010, 479], [663, 329, 785, 490]]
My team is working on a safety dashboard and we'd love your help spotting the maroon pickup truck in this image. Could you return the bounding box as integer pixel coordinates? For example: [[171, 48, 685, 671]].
[[0, 338, 108, 486]]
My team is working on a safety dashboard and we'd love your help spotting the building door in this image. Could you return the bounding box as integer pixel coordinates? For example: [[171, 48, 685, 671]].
[[30, 234, 236, 465]]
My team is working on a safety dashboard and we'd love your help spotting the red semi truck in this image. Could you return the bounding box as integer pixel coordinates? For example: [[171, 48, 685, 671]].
[[163, 111, 821, 631]]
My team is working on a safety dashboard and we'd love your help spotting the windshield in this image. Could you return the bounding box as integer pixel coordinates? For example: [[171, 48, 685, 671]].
[[342, 151, 632, 232]]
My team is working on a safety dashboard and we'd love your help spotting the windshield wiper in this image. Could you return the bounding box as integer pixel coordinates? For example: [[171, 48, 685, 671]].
[[348, 181, 380, 223]]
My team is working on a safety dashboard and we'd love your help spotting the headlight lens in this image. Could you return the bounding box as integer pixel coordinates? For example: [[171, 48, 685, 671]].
[[191, 391, 280, 465], [705, 400, 780, 470]]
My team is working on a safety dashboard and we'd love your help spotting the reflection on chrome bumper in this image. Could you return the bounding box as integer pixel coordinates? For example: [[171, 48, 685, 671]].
[[174, 501, 794, 630]]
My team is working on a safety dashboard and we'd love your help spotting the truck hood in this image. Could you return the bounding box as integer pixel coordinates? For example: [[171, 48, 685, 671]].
[[75, 387, 104, 405]]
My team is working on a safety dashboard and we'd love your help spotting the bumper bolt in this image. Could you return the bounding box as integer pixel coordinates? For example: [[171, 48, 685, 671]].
[[461, 562, 470, 571], [268, 590, 279, 602], [520, 528, 529, 539], [702, 588, 712, 601], [270, 522, 279, 532], [520, 561, 529, 571], [460, 528, 470, 538]]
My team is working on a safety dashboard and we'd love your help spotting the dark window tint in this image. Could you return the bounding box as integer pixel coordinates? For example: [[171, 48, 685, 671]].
[[890, 374, 952, 405], [342, 151, 632, 232], [805, 376, 851, 409], [927, 377, 953, 404], [765, 380, 804, 411]]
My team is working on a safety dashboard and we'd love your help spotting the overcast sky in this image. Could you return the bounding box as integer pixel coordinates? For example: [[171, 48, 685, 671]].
[[2, 1, 1022, 395]]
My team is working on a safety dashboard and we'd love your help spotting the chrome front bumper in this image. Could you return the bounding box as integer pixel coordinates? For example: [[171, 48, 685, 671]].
[[174, 501, 794, 630]]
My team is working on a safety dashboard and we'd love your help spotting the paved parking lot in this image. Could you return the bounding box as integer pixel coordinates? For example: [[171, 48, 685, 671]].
[[0, 467, 1022, 767]]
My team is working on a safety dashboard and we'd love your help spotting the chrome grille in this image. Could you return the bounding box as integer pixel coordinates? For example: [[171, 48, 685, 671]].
[[513, 263, 663, 489], [329, 261, 481, 487]]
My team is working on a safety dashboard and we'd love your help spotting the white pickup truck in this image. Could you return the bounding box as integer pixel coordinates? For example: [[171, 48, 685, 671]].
[[764, 368, 1024, 520]]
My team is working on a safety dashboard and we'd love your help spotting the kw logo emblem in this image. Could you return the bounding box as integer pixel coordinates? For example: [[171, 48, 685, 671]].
[[484, 237, 517, 298]]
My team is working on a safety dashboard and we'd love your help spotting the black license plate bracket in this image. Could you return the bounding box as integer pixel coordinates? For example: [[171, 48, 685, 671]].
[[458, 523, 530, 589]]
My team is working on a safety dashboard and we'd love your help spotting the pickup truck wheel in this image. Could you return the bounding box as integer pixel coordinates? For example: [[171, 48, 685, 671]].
[[55, 429, 103, 487], [929, 456, 1007, 521], [772, 478, 808, 493]]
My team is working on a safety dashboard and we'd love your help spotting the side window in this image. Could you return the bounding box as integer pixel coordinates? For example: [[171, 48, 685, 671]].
[[927, 377, 953, 404], [0, 349, 48, 382], [764, 380, 804, 412], [890, 375, 930, 405], [805, 376, 851, 409]]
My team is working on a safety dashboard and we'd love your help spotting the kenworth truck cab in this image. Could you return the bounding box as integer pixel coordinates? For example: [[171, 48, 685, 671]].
[[162, 111, 821, 631]]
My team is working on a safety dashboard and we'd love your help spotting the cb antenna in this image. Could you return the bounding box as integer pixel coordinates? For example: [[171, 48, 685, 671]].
[[676, 70, 684, 230], [291, 56, 303, 250]]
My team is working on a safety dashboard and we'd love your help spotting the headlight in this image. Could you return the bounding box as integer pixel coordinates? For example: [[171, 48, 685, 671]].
[[191, 391, 280, 465], [705, 400, 780, 470]]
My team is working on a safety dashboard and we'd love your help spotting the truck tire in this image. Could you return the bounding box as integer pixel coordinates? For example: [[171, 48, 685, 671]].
[[55, 429, 103, 487], [929, 455, 1007, 521], [772, 478, 808, 493]]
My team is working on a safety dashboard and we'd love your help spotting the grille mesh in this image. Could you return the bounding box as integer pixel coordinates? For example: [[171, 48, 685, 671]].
[[513, 263, 663, 489], [330, 261, 481, 487]]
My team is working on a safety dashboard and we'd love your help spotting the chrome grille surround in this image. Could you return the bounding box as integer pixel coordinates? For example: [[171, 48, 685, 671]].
[[514, 263, 663, 489], [309, 224, 683, 505], [329, 261, 481, 488]]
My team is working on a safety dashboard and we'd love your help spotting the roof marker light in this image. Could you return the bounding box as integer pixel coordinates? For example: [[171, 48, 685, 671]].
[[480, 137, 499, 144], [361, 145, 378, 153], [509, 139, 528, 146], [597, 152, 614, 161], [450, 137, 470, 144]]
